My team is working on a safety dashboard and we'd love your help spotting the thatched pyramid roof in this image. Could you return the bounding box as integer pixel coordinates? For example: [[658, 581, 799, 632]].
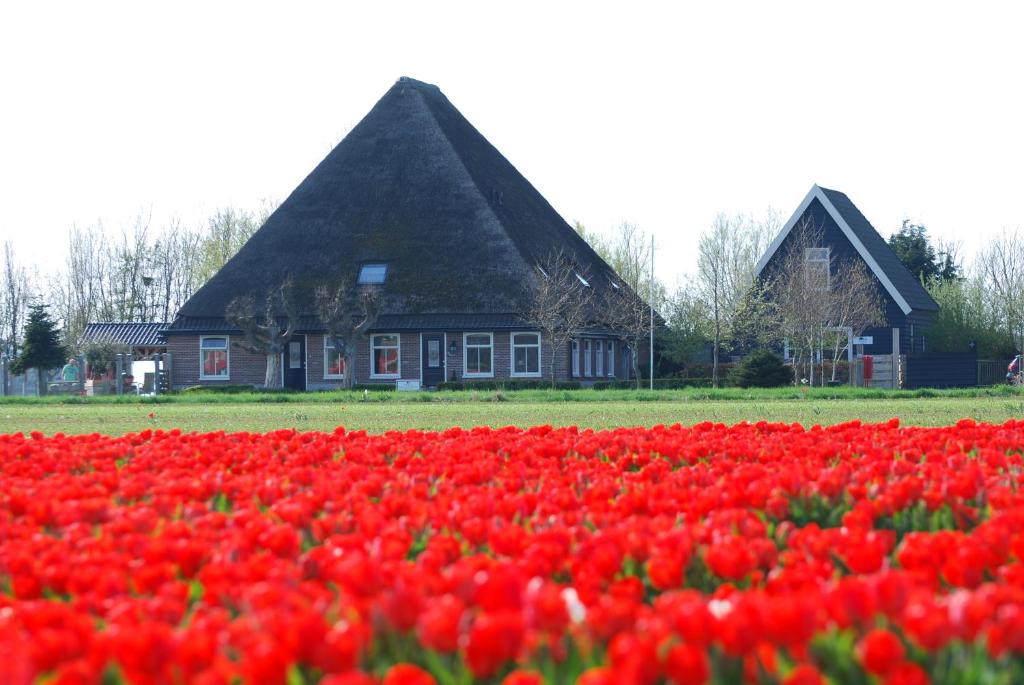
[[170, 77, 620, 332]]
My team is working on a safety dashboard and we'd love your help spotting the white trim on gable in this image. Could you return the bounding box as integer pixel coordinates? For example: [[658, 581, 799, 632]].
[[754, 184, 913, 316]]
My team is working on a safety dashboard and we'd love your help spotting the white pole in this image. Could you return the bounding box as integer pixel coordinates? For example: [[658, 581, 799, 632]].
[[649, 234, 655, 391]]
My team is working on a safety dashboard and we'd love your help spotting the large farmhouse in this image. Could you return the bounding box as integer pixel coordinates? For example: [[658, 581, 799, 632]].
[[756, 185, 940, 361], [163, 77, 640, 390]]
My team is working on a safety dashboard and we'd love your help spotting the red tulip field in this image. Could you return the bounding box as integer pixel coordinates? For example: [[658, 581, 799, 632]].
[[2, 419, 1024, 684]]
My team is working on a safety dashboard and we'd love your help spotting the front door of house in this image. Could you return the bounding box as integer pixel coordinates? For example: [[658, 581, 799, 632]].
[[283, 335, 306, 390], [422, 334, 445, 388]]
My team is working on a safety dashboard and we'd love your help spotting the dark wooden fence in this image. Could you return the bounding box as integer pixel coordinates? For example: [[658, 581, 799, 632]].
[[905, 353, 978, 389]]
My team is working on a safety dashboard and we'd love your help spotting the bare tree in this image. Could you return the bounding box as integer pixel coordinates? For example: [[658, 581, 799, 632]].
[[54, 223, 110, 345], [770, 220, 830, 385], [524, 251, 593, 387], [150, 218, 204, 324], [695, 212, 775, 387], [314, 280, 382, 389], [823, 260, 886, 382], [977, 228, 1024, 352], [195, 201, 277, 286], [575, 221, 667, 309], [109, 214, 153, 323], [0, 242, 32, 359], [768, 220, 885, 385], [599, 283, 651, 388], [225, 281, 298, 388], [1, 242, 28, 358]]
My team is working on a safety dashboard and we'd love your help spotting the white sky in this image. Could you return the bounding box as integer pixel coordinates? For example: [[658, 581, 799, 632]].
[[2, 1, 1022, 288]]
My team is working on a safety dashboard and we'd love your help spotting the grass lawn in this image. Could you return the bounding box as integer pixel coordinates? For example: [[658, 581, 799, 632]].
[[3, 391, 1024, 435]]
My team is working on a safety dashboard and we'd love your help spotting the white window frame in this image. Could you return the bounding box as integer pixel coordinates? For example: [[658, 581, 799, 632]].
[[323, 337, 347, 379], [510, 332, 542, 378], [607, 341, 615, 377], [370, 333, 401, 379], [463, 332, 494, 378], [805, 247, 830, 290], [584, 339, 593, 377], [199, 335, 230, 381], [595, 339, 604, 376], [571, 339, 580, 377]]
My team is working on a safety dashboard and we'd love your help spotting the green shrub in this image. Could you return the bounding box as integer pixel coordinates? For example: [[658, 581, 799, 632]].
[[729, 351, 793, 388]]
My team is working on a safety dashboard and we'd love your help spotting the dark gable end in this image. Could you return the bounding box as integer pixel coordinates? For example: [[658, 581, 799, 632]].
[[817, 187, 938, 313], [169, 77, 622, 332], [756, 185, 939, 315]]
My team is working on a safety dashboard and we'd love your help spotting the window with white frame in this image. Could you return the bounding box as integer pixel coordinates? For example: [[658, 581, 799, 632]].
[[324, 338, 347, 379], [571, 339, 580, 377], [370, 334, 400, 377], [607, 341, 615, 377], [805, 247, 830, 290], [511, 332, 541, 377], [584, 340, 593, 377], [200, 336, 229, 380], [463, 333, 493, 377], [595, 339, 604, 376]]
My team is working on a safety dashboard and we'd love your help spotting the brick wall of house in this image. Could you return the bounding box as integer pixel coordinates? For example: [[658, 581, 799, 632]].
[[349, 332, 421, 386], [306, 334, 348, 391], [168, 330, 627, 390], [167, 335, 270, 389]]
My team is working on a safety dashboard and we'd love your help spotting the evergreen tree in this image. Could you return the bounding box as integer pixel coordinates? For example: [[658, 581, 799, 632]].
[[11, 304, 67, 395], [888, 220, 959, 283]]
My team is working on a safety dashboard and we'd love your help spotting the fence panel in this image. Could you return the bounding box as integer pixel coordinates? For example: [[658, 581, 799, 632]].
[[906, 353, 978, 389], [977, 359, 1007, 386]]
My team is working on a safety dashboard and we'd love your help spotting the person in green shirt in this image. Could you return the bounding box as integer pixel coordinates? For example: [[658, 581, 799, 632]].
[[61, 358, 80, 383]]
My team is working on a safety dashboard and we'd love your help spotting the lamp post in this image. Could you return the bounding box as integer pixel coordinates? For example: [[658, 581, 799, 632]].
[[649, 234, 654, 391]]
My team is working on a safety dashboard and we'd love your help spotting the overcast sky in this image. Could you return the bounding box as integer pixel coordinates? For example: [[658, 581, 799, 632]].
[[2, 1, 1022, 287]]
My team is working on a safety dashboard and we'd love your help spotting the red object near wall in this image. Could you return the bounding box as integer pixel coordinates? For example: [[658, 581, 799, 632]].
[[863, 355, 874, 381]]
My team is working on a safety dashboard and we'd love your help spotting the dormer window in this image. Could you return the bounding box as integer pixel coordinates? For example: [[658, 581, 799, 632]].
[[358, 263, 388, 285]]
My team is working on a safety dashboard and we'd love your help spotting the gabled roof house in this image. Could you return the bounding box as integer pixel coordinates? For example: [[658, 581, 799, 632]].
[[164, 77, 637, 389], [756, 184, 940, 357]]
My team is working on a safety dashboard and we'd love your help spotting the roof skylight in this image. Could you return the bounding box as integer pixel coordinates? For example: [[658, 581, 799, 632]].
[[358, 263, 388, 285], [575, 272, 590, 287]]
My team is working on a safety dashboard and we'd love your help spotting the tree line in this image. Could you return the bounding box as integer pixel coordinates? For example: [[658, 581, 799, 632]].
[[0, 202, 276, 360], [580, 215, 1023, 387]]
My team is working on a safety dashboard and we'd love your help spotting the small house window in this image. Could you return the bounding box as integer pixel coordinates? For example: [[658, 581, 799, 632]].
[[324, 338, 347, 379], [200, 336, 229, 380], [464, 333, 493, 377], [371, 334, 400, 377], [595, 340, 604, 376], [511, 332, 541, 377], [571, 339, 580, 377], [358, 263, 388, 285], [607, 341, 615, 377], [584, 340, 593, 377], [804, 247, 830, 290], [575, 272, 590, 287]]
